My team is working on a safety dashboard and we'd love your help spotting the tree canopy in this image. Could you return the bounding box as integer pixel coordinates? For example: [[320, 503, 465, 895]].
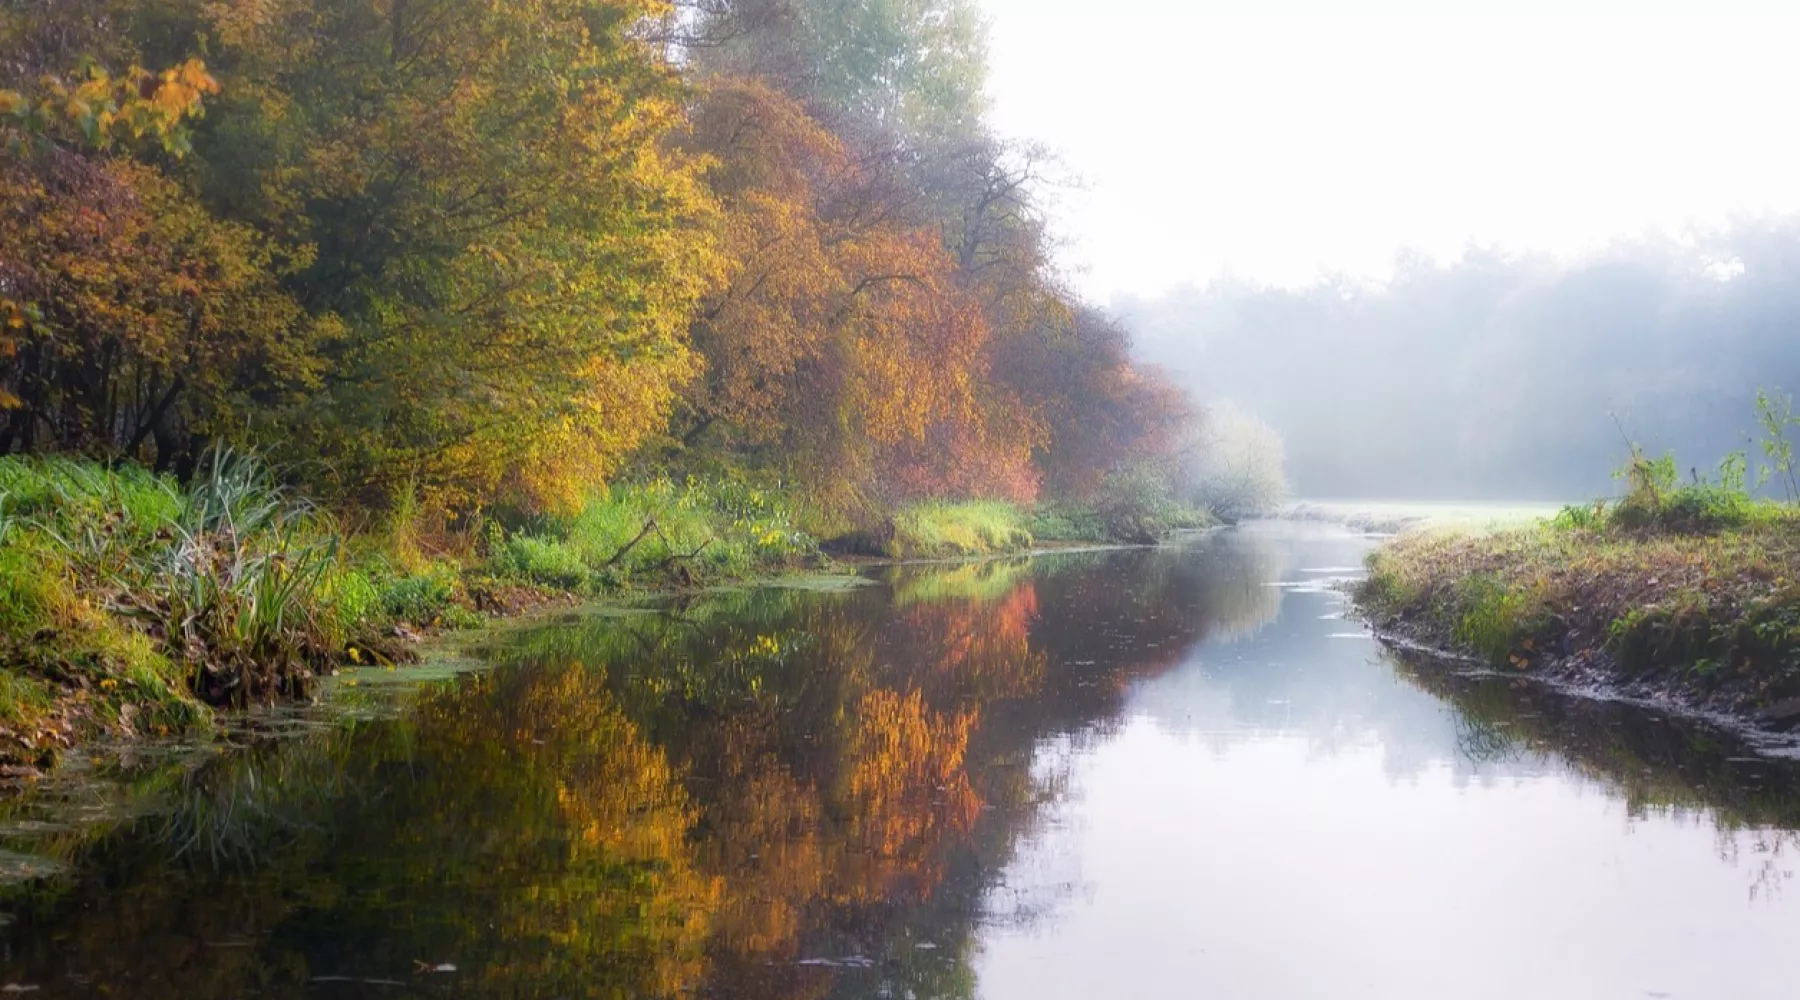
[[1, 0, 1191, 517]]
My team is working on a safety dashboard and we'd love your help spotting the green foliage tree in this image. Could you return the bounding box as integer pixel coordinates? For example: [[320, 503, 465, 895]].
[[161, 0, 728, 510]]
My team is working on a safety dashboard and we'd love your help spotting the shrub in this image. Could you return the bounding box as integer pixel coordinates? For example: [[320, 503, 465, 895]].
[[496, 536, 594, 591], [374, 564, 469, 624], [1180, 402, 1290, 522], [1093, 467, 1209, 543], [1606, 449, 1757, 535]]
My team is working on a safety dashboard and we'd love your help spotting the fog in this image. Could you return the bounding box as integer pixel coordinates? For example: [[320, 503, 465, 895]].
[[970, 2, 1800, 501], [980, 2, 1800, 299], [1117, 220, 1800, 500]]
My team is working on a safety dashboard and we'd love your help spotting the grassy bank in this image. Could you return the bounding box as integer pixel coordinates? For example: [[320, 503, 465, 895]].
[[1356, 457, 1800, 730], [820, 478, 1211, 561], [0, 457, 1205, 774], [0, 459, 831, 773], [890, 501, 1033, 558]]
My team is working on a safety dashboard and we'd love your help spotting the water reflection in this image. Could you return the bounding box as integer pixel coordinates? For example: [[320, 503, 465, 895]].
[[4, 525, 1800, 998]]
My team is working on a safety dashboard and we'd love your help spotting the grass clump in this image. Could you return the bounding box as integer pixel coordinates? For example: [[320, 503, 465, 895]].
[[489, 477, 822, 591], [495, 536, 594, 591], [364, 563, 482, 629], [0, 454, 413, 768], [889, 501, 1033, 559], [1450, 573, 1553, 667]]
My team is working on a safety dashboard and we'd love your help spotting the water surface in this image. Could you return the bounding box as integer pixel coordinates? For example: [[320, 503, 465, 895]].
[[5, 523, 1800, 999]]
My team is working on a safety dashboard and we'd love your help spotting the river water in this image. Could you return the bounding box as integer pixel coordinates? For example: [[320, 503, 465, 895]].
[[6, 522, 1800, 998]]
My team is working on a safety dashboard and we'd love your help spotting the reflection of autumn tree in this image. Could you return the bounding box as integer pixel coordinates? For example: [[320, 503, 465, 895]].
[[696, 718, 833, 955], [845, 689, 982, 894], [904, 582, 1046, 705], [0, 666, 720, 999], [487, 580, 1020, 990], [390, 667, 721, 996], [4, 541, 1303, 1000]]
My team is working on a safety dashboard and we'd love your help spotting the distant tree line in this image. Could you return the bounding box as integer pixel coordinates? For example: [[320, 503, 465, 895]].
[[1122, 224, 1800, 500]]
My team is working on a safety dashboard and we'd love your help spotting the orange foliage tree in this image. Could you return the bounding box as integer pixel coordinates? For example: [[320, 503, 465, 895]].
[[0, 59, 324, 462], [677, 78, 1043, 508]]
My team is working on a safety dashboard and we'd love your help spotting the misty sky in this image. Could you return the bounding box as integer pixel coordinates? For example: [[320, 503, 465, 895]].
[[980, 0, 1800, 299]]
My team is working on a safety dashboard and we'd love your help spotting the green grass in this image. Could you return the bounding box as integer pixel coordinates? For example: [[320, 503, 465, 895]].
[[0, 454, 415, 766], [889, 501, 1033, 559], [1449, 573, 1551, 667], [1356, 501, 1800, 714], [0, 457, 1188, 774], [488, 477, 823, 591], [1360, 439, 1800, 691]]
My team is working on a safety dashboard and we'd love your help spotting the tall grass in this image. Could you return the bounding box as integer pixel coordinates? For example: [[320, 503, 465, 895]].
[[0, 453, 400, 751], [0, 463, 827, 763], [491, 477, 821, 591], [889, 501, 1033, 558]]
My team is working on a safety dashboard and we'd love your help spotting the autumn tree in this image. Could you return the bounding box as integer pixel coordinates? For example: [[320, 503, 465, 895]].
[[995, 306, 1192, 500], [2, 0, 1195, 522], [677, 77, 1031, 508], [159, 0, 723, 510], [677, 1, 1183, 513], [0, 59, 325, 465]]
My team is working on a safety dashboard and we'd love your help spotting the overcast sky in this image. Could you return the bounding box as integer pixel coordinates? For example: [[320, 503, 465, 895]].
[[978, 0, 1800, 299]]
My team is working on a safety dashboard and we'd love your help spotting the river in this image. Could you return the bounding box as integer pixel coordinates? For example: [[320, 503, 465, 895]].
[[5, 522, 1800, 998]]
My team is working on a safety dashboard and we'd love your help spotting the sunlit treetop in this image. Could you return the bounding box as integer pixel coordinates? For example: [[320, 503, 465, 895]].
[[0, 57, 218, 155]]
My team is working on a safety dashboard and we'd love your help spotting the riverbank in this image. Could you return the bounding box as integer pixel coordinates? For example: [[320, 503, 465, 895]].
[[1278, 499, 1560, 535], [0, 456, 1204, 779], [1355, 496, 1800, 736]]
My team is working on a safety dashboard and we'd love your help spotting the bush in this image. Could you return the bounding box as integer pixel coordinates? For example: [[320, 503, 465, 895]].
[[1608, 450, 1751, 534], [1180, 402, 1290, 522], [496, 536, 594, 591], [1093, 467, 1209, 543], [374, 564, 472, 625], [1542, 447, 1783, 538]]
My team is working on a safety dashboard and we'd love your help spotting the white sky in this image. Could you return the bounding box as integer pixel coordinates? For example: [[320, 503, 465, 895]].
[[978, 0, 1800, 298]]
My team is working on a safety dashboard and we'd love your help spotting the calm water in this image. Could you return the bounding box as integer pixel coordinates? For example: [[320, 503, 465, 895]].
[[7, 523, 1800, 998]]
